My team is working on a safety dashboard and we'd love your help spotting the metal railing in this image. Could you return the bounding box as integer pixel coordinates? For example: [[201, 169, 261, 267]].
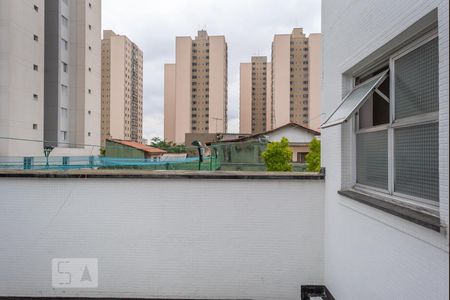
[[0, 155, 221, 171]]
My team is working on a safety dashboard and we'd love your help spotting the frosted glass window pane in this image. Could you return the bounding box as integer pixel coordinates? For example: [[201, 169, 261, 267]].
[[357, 130, 388, 190], [394, 123, 439, 201], [395, 38, 438, 119]]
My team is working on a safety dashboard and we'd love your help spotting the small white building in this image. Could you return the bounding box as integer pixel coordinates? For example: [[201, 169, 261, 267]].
[[254, 122, 320, 163], [214, 122, 319, 164]]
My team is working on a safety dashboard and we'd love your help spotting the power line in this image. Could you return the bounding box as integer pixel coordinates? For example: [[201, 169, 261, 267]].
[[0, 136, 102, 148]]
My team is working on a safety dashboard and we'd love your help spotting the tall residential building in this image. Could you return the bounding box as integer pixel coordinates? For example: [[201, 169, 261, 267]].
[[164, 30, 228, 144], [307, 33, 322, 131], [239, 57, 272, 134], [0, 0, 45, 156], [101, 30, 143, 146], [271, 28, 320, 129], [44, 0, 102, 156]]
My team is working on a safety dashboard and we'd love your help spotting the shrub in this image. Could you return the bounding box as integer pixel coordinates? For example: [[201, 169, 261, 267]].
[[305, 137, 321, 172], [261, 137, 293, 172]]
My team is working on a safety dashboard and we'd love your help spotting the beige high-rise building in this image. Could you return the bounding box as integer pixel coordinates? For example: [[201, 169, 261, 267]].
[[101, 30, 143, 146], [307, 33, 322, 131], [240, 28, 321, 133], [240, 57, 272, 134], [270, 28, 321, 130], [164, 30, 228, 144], [0, 0, 45, 157], [44, 0, 102, 156]]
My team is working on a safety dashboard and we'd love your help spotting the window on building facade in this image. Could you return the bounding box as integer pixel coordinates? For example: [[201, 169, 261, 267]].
[[61, 15, 68, 27], [323, 33, 439, 206], [61, 38, 68, 50], [61, 107, 68, 118]]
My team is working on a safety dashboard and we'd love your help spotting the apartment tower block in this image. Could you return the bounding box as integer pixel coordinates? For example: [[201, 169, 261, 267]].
[[240, 57, 272, 134], [240, 28, 321, 133], [101, 30, 143, 146], [0, 0, 45, 156], [165, 30, 228, 144], [44, 0, 101, 155], [0, 0, 101, 157], [271, 28, 310, 128]]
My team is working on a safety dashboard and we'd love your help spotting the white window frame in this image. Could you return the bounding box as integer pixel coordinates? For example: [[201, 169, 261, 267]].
[[353, 31, 439, 210]]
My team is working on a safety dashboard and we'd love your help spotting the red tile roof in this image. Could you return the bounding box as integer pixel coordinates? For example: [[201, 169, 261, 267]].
[[109, 139, 167, 154]]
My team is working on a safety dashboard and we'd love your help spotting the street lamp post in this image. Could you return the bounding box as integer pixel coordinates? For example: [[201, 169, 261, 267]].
[[44, 146, 54, 168], [191, 140, 203, 170]]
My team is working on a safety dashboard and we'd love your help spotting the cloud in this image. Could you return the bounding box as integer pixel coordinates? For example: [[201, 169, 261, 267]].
[[102, 0, 321, 142], [142, 113, 164, 143]]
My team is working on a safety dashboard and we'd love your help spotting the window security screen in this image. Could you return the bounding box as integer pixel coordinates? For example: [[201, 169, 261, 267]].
[[395, 38, 439, 119], [394, 122, 439, 202], [356, 130, 388, 190]]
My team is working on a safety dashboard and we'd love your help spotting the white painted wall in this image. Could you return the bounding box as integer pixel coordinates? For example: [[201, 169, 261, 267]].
[[0, 177, 324, 299], [322, 0, 449, 299], [267, 126, 316, 144]]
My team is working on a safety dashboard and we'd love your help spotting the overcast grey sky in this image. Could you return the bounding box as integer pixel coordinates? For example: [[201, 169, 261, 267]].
[[102, 0, 321, 141]]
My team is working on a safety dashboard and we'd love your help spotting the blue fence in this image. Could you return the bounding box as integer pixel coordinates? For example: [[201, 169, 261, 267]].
[[0, 155, 220, 171]]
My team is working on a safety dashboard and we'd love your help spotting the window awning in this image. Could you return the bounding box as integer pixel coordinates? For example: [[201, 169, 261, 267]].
[[321, 70, 388, 129]]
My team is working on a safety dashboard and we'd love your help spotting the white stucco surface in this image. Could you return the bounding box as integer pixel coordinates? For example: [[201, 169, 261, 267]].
[[321, 0, 449, 299], [0, 177, 324, 299]]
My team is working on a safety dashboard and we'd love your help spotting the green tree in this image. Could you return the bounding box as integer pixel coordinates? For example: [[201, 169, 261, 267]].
[[261, 137, 293, 172], [305, 137, 321, 172], [150, 137, 187, 153]]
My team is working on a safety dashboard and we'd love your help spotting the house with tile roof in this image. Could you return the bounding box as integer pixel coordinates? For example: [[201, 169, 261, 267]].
[[211, 123, 320, 170], [105, 139, 167, 159]]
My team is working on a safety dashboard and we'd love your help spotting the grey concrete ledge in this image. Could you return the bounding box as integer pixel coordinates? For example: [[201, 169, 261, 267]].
[[338, 189, 441, 232], [0, 169, 325, 180]]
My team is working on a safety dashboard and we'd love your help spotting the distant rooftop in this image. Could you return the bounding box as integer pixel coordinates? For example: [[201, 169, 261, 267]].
[[108, 139, 167, 154]]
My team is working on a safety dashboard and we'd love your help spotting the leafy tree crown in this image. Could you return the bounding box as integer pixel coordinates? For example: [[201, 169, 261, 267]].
[[305, 137, 321, 172], [261, 137, 293, 172]]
